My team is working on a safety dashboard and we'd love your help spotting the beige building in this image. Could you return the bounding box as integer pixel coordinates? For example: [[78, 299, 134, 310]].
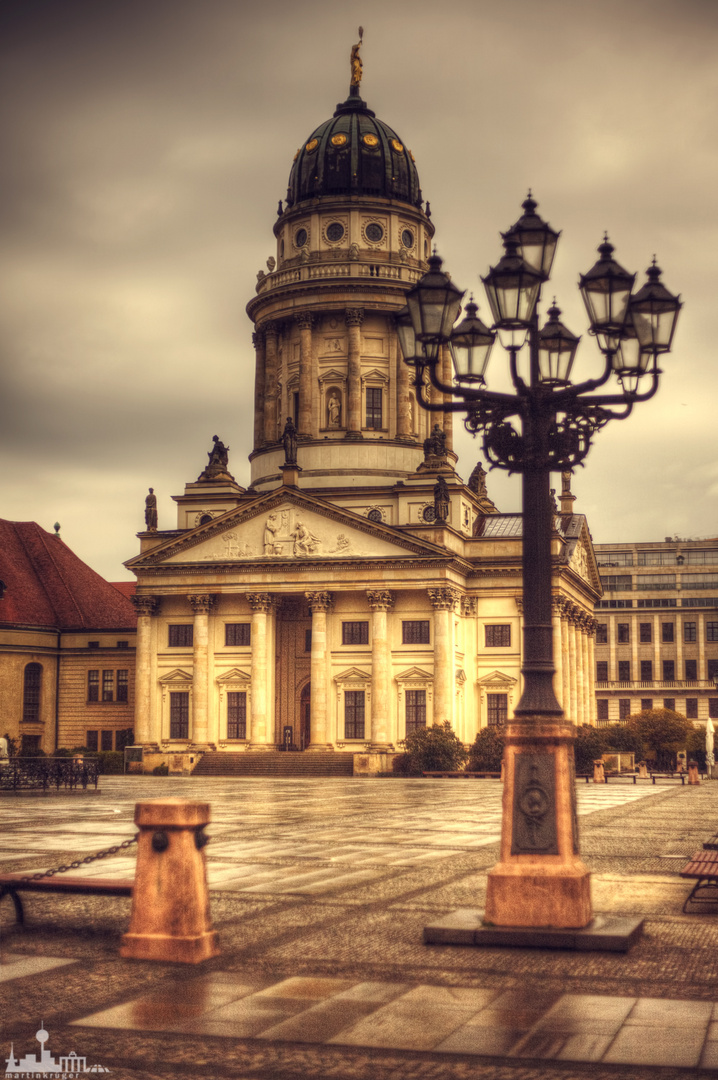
[[125, 72, 600, 762], [594, 537, 718, 725]]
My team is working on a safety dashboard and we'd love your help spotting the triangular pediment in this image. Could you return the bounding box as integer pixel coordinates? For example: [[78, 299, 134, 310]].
[[395, 666, 433, 682], [563, 516, 601, 594], [216, 667, 251, 683], [478, 670, 517, 687], [159, 668, 193, 684], [335, 667, 371, 682], [126, 488, 447, 569]]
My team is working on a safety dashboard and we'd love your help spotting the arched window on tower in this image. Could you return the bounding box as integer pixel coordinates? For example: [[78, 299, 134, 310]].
[[23, 663, 42, 723]]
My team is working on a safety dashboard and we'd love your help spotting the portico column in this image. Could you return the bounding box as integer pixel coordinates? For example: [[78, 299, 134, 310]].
[[428, 587, 459, 727], [561, 615, 570, 714], [575, 619, 585, 726], [569, 614, 579, 724], [263, 321, 279, 444], [552, 597, 564, 708], [345, 309, 364, 439], [131, 595, 159, 746], [367, 590, 395, 749], [296, 312, 314, 437], [252, 329, 266, 451], [305, 591, 333, 749], [187, 594, 216, 748], [246, 593, 275, 748], [586, 619, 597, 725]]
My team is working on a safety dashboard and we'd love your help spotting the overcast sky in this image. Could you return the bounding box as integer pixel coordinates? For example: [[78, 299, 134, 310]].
[[1, 0, 716, 580]]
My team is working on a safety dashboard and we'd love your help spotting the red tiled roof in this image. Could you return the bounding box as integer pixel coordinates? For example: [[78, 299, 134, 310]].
[[110, 581, 137, 601], [0, 520, 137, 630]]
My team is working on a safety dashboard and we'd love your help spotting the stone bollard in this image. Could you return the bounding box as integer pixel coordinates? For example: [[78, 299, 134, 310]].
[[593, 759, 605, 784], [688, 760, 701, 786], [637, 760, 649, 779], [120, 800, 219, 964]]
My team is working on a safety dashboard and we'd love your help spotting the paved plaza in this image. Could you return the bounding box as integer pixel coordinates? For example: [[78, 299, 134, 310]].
[[2, 775, 718, 1079]]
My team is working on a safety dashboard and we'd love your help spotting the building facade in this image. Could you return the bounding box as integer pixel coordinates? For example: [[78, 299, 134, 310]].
[[594, 537, 718, 726], [125, 63, 600, 758]]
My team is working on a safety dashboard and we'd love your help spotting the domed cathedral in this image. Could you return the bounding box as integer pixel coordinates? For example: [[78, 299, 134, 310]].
[[247, 55, 446, 493], [124, 41, 601, 773]]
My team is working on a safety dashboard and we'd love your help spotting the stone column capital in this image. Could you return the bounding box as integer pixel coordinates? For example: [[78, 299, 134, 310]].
[[460, 596, 477, 617], [295, 311, 315, 330], [515, 597, 524, 616], [345, 308, 364, 327], [252, 329, 265, 350], [246, 592, 277, 614], [427, 586, 460, 611], [262, 319, 281, 338], [366, 589, 394, 611], [131, 594, 160, 617], [305, 590, 333, 613], [187, 594, 217, 615]]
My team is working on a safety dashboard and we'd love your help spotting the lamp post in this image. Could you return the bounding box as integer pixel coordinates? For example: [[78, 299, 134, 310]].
[[400, 195, 681, 933]]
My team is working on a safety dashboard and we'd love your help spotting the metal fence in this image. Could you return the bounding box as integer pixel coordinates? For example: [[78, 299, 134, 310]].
[[0, 757, 100, 791]]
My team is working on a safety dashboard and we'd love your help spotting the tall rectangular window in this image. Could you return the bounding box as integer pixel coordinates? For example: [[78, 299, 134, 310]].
[[685, 659, 697, 681], [641, 698, 653, 711], [170, 691, 189, 739], [597, 700, 609, 721], [117, 670, 129, 702], [86, 730, 99, 751], [684, 621, 697, 643], [487, 693, 508, 727], [596, 623, 608, 644], [707, 622, 718, 642], [169, 625, 193, 647], [619, 699, 631, 720], [617, 623, 630, 643], [88, 670, 99, 703], [662, 622, 674, 643], [686, 698, 698, 719], [596, 661, 608, 682], [366, 387, 383, 429], [344, 691, 365, 739], [102, 670, 114, 702], [663, 660, 675, 681], [227, 692, 247, 739], [618, 660, 631, 682], [639, 622, 652, 643], [22, 663, 42, 722], [225, 623, 251, 647], [485, 625, 511, 647], [101, 730, 113, 751], [664, 698, 676, 711], [402, 621, 430, 644], [342, 621, 369, 645], [710, 698, 718, 719], [405, 689, 426, 736], [640, 660, 652, 681], [708, 659, 718, 681]]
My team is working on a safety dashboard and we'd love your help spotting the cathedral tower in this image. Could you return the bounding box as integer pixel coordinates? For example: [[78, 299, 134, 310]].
[[246, 45, 452, 492]]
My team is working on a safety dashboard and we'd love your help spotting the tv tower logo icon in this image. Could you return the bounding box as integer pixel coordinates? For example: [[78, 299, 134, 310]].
[[5, 1024, 109, 1076]]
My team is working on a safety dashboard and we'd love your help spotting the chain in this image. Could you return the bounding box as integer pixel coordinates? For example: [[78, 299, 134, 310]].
[[19, 835, 139, 883]]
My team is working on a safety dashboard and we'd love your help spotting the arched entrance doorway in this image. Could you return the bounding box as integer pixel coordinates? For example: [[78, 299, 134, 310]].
[[300, 683, 311, 750]]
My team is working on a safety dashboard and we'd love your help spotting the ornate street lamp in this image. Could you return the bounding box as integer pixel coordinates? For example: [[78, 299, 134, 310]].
[[400, 197, 681, 942]]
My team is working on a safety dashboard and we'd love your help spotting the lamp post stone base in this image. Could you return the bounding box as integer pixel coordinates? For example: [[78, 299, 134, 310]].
[[484, 862, 592, 929], [424, 908, 643, 952]]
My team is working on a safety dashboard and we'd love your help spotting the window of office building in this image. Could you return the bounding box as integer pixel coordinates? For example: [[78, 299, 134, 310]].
[[227, 692, 247, 739], [639, 622, 652, 643], [88, 670, 100, 702], [487, 694, 508, 727], [708, 659, 718, 681], [86, 730, 99, 751], [684, 621, 697, 642], [597, 700, 609, 721], [342, 621, 369, 645], [640, 660, 652, 681], [683, 574, 718, 590], [102, 670, 114, 702], [685, 659, 698, 681], [617, 623, 630, 643], [402, 621, 430, 644], [225, 624, 251, 647], [405, 689, 426, 736], [117, 670, 128, 702], [637, 551, 677, 566], [664, 698, 676, 711], [619, 699, 631, 720], [170, 692, 189, 739], [485, 624, 511, 647], [663, 660, 675, 681], [101, 730, 113, 751], [618, 660, 631, 681], [662, 622, 674, 643], [597, 551, 633, 566], [710, 698, 718, 719], [596, 661, 608, 681], [686, 698, 698, 719], [344, 690, 365, 739], [641, 698, 653, 711], [596, 623, 608, 644], [601, 575, 632, 592], [707, 622, 718, 642]]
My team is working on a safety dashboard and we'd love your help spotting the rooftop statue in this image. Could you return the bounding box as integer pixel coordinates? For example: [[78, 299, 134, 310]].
[[350, 28, 363, 86], [144, 487, 158, 531], [282, 417, 298, 465]]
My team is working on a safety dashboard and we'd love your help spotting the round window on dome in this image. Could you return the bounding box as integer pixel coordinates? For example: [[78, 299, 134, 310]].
[[305, 138, 319, 153], [365, 223, 384, 243], [367, 509, 384, 523], [295, 228, 308, 249], [331, 133, 347, 147], [363, 134, 379, 148], [401, 229, 415, 250], [391, 139, 404, 153], [326, 222, 345, 243]]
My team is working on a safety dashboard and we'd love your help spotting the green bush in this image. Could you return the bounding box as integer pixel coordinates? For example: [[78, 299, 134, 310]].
[[467, 727, 504, 772], [94, 751, 124, 774], [627, 708, 694, 771], [399, 721, 468, 774], [152, 763, 169, 776], [687, 726, 707, 771], [573, 724, 607, 773], [602, 723, 643, 755]]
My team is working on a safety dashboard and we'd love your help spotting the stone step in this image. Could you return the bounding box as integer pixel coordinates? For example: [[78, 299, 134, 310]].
[[191, 751, 355, 778]]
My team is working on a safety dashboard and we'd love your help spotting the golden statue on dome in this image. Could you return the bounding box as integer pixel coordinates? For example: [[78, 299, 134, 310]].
[[350, 27, 363, 86]]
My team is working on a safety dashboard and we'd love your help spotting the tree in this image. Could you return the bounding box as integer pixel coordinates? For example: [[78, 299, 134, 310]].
[[573, 724, 607, 773], [627, 708, 694, 770], [400, 722, 468, 774], [602, 723, 643, 755], [467, 727, 504, 771]]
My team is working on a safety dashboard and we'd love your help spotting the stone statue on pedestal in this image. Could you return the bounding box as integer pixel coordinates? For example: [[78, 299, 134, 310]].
[[423, 423, 446, 461], [282, 417, 298, 465], [144, 488, 158, 531], [434, 475, 450, 523]]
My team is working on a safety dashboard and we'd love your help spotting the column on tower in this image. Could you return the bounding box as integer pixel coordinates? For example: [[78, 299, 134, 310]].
[[395, 322, 413, 440], [345, 309, 364, 438], [131, 595, 159, 745], [296, 311, 315, 436], [252, 329, 266, 451], [187, 594, 216, 747], [263, 322, 280, 444], [428, 587, 459, 727], [246, 593, 276, 748], [305, 591, 333, 749], [367, 589, 395, 749], [440, 343, 454, 452]]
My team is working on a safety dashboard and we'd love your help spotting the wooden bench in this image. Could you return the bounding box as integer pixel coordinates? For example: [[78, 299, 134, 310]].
[[680, 846, 718, 913], [422, 771, 501, 779], [0, 872, 133, 925]]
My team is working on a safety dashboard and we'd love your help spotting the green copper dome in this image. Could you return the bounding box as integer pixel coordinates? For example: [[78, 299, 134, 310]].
[[285, 87, 423, 209]]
